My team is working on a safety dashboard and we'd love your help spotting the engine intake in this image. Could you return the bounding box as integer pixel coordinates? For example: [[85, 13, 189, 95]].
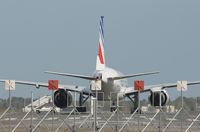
[[54, 89, 72, 108], [149, 89, 169, 107]]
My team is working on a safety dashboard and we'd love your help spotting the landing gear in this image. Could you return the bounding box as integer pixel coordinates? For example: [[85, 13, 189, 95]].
[[110, 102, 116, 112], [110, 106, 117, 112], [126, 94, 139, 114], [77, 92, 89, 112], [76, 107, 87, 112]]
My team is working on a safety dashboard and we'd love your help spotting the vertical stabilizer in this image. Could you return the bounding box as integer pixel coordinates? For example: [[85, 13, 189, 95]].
[[96, 16, 106, 70]]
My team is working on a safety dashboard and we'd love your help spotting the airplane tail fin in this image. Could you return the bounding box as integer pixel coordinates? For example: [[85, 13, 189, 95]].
[[96, 16, 106, 71]]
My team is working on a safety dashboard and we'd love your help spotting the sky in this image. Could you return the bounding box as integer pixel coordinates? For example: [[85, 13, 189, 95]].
[[0, 0, 200, 100]]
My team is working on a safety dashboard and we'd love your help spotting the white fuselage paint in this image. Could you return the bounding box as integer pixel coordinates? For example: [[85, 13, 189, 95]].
[[92, 67, 128, 101]]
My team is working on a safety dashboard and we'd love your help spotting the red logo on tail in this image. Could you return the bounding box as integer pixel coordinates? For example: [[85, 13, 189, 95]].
[[98, 43, 104, 64]]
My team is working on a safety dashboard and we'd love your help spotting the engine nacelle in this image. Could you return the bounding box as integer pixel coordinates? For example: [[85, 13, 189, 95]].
[[54, 89, 72, 108], [149, 89, 169, 107]]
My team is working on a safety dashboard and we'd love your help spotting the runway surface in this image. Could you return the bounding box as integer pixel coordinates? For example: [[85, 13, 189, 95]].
[[0, 108, 200, 132]]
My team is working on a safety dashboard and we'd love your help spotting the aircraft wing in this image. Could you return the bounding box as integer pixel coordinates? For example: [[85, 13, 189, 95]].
[[125, 80, 200, 96], [0, 79, 89, 94]]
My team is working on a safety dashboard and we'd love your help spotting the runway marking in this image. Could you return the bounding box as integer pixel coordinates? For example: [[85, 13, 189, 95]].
[[46, 117, 59, 120], [24, 117, 38, 120], [3, 118, 17, 121]]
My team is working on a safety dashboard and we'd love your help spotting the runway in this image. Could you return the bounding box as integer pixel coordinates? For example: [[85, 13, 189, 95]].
[[0, 109, 200, 132]]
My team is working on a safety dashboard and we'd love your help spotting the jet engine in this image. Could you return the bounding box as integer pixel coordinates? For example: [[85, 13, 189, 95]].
[[149, 88, 169, 107], [54, 89, 72, 108]]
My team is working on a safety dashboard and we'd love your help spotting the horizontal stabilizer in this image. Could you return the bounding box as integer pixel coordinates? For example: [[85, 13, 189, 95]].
[[45, 71, 96, 80], [108, 71, 160, 80]]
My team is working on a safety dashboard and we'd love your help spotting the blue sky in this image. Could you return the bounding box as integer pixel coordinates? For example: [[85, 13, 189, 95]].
[[0, 0, 200, 100]]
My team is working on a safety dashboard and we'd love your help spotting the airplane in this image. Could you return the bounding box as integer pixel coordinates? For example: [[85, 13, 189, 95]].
[[0, 16, 200, 111]]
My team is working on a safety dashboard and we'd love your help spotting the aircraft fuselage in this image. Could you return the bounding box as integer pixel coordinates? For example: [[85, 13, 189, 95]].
[[92, 67, 128, 100]]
